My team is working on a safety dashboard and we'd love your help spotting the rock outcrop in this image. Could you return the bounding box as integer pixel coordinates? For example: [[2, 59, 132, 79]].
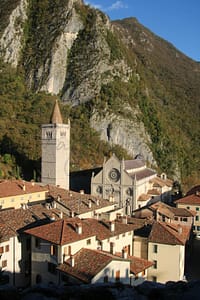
[[0, 0, 28, 67]]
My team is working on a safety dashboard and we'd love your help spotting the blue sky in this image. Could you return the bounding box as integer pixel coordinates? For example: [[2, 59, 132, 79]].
[[84, 0, 200, 62]]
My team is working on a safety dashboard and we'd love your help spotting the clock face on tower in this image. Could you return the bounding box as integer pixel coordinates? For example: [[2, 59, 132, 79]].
[[108, 168, 120, 182]]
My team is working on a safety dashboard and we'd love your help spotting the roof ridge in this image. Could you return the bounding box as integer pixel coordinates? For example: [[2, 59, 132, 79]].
[[60, 219, 67, 245]]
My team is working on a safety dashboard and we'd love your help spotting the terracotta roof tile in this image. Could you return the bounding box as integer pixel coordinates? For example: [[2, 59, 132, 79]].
[[25, 217, 136, 245], [129, 256, 153, 275], [0, 222, 16, 242], [175, 193, 200, 205], [114, 251, 153, 275], [0, 180, 47, 198], [57, 248, 125, 283], [138, 194, 152, 201], [148, 222, 190, 245], [0, 204, 63, 232], [47, 185, 114, 215]]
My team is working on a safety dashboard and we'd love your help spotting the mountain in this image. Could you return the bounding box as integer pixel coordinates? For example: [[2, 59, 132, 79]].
[[0, 0, 199, 190]]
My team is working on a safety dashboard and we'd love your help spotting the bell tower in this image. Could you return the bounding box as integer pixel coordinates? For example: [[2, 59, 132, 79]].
[[41, 100, 70, 189]]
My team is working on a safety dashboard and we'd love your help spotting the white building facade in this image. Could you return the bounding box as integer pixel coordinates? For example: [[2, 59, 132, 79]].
[[41, 100, 70, 190]]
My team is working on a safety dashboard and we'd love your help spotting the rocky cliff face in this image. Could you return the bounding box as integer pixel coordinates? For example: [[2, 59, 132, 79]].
[[90, 109, 155, 165], [0, 0, 200, 180], [0, 0, 28, 67]]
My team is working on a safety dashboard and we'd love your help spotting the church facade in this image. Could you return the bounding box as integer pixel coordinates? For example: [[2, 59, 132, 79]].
[[41, 100, 70, 190], [91, 154, 172, 214]]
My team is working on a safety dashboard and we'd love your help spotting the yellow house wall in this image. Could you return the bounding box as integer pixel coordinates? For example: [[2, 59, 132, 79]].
[[0, 191, 47, 209], [133, 236, 148, 259], [177, 203, 199, 232], [148, 242, 185, 283]]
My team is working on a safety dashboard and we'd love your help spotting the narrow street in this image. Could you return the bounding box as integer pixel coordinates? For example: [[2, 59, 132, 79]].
[[185, 236, 200, 281]]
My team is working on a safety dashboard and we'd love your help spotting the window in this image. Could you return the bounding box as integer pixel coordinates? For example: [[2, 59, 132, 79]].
[[104, 276, 108, 283], [50, 245, 58, 257], [196, 207, 199, 211], [196, 216, 199, 221], [0, 246, 4, 254], [26, 238, 31, 251], [187, 206, 190, 210], [35, 238, 41, 249], [5, 245, 9, 252], [2, 260, 7, 268], [152, 276, 157, 282], [153, 260, 157, 269], [122, 233, 126, 237], [86, 239, 91, 245], [115, 270, 120, 282], [48, 262, 57, 274], [153, 245, 158, 253], [36, 274, 42, 284], [60, 131, 66, 137], [174, 217, 178, 221], [197, 226, 200, 231], [46, 131, 52, 139], [61, 274, 69, 283]]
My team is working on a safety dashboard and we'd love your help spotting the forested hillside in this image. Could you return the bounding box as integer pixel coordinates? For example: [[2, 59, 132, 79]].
[[0, 0, 199, 191]]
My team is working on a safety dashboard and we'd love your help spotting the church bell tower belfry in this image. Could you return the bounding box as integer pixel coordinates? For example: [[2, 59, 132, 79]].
[[41, 100, 70, 190]]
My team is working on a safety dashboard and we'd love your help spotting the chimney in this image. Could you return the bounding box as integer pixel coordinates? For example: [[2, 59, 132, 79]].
[[80, 190, 84, 195], [31, 180, 35, 186], [122, 247, 128, 259], [110, 242, 115, 254], [88, 200, 92, 208], [70, 255, 75, 267], [109, 221, 115, 232], [22, 184, 26, 191], [196, 191, 200, 196], [50, 213, 55, 221], [96, 199, 99, 206], [177, 224, 182, 234], [71, 211, 74, 217], [76, 222, 82, 234], [122, 216, 128, 224], [59, 211, 63, 219], [109, 195, 114, 202]]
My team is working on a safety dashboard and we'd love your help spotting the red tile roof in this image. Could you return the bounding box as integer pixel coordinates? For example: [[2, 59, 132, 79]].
[[129, 256, 153, 275], [150, 177, 173, 188], [175, 193, 200, 205], [138, 194, 152, 201], [148, 222, 190, 245], [47, 185, 114, 214], [25, 217, 136, 245], [57, 248, 126, 283], [114, 251, 153, 275], [0, 222, 16, 242], [0, 180, 47, 198], [25, 217, 96, 245], [0, 204, 63, 232]]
